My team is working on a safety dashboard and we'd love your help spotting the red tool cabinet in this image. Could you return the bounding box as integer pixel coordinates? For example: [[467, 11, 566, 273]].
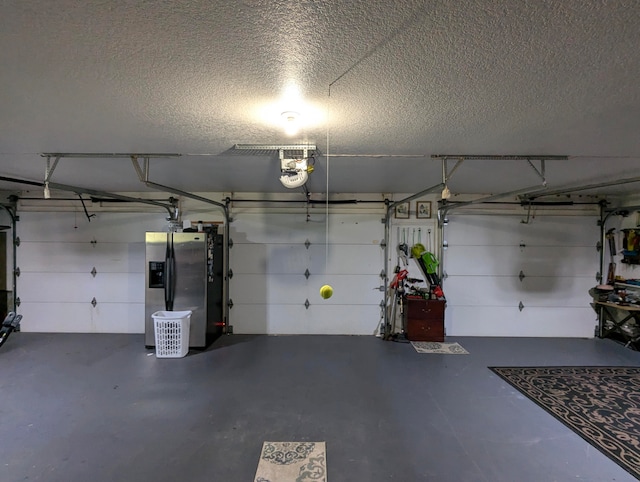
[[404, 297, 446, 342]]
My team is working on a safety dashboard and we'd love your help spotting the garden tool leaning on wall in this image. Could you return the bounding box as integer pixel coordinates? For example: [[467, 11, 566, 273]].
[[411, 242, 445, 299], [385, 269, 408, 340], [411, 235, 439, 286], [397, 227, 408, 267], [606, 228, 616, 284], [0, 312, 21, 350]]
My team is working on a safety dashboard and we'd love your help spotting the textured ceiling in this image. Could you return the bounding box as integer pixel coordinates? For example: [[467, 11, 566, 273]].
[[0, 0, 639, 197]]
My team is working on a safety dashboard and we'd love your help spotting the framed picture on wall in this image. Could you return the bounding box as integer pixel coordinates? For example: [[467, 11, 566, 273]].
[[416, 201, 432, 219], [394, 202, 410, 219]]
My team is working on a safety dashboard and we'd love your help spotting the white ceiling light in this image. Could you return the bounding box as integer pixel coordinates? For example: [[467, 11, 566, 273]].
[[281, 111, 300, 136], [252, 83, 325, 133]]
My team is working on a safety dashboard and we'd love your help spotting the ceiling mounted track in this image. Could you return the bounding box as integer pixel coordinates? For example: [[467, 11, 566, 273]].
[[0, 174, 177, 217], [431, 155, 569, 161], [436, 154, 567, 198], [39, 152, 182, 200], [40, 153, 182, 158], [520, 175, 640, 201], [233, 144, 317, 158], [233, 144, 317, 151]]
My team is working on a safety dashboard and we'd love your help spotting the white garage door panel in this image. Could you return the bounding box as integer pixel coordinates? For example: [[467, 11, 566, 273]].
[[443, 246, 597, 277], [230, 274, 307, 304], [444, 214, 598, 337], [445, 276, 594, 307], [230, 214, 382, 245], [328, 217, 383, 244], [231, 304, 380, 335], [231, 244, 309, 274], [231, 244, 383, 275], [18, 212, 167, 242], [308, 245, 383, 274], [230, 274, 381, 305], [19, 302, 144, 333], [85, 214, 168, 242], [230, 214, 325, 244], [445, 215, 597, 246], [20, 272, 144, 303], [19, 242, 144, 273], [447, 306, 596, 338], [229, 212, 383, 334]]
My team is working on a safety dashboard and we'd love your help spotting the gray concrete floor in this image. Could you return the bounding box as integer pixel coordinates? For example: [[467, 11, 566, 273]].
[[2, 333, 640, 482]]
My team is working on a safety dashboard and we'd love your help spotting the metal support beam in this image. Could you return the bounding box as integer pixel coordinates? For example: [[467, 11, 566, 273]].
[[442, 158, 464, 184], [526, 159, 547, 185], [431, 154, 568, 161], [44, 156, 60, 183], [47, 182, 177, 218], [131, 155, 151, 183], [44, 155, 61, 199], [521, 175, 640, 200], [0, 200, 19, 315], [439, 184, 549, 218], [0, 174, 176, 217], [40, 152, 181, 159]]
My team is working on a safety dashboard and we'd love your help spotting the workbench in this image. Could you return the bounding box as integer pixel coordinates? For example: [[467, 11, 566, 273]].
[[595, 301, 640, 348]]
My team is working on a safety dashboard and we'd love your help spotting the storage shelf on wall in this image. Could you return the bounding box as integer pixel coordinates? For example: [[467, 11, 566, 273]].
[[621, 229, 640, 265]]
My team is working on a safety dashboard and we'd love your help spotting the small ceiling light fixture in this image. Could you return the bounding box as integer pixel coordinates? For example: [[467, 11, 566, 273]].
[[281, 111, 300, 136]]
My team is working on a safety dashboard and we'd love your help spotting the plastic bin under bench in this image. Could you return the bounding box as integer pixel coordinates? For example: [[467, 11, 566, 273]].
[[403, 297, 446, 342]]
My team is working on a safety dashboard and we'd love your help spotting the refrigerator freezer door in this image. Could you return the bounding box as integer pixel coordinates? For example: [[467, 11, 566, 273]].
[[171, 232, 208, 347], [145, 232, 169, 346]]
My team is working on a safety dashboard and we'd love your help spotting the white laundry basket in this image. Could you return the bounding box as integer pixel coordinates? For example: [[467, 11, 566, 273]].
[[152, 310, 192, 358]]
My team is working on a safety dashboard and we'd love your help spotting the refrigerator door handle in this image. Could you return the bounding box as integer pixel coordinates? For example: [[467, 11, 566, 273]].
[[165, 235, 175, 311]]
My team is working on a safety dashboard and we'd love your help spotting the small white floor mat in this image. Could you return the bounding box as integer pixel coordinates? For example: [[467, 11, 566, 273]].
[[411, 341, 469, 354], [254, 441, 327, 481]]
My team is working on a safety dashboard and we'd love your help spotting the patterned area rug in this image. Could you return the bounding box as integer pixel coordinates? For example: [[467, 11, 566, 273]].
[[254, 441, 326, 482], [411, 341, 469, 354], [490, 366, 640, 479]]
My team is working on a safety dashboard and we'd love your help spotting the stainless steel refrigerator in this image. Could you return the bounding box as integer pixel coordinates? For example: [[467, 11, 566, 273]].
[[145, 231, 224, 348]]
